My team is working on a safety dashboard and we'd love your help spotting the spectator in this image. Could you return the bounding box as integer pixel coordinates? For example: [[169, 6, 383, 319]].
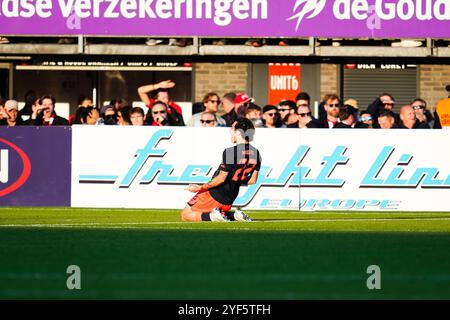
[[399, 105, 430, 129], [117, 106, 132, 126], [296, 92, 311, 110], [130, 107, 145, 126], [72, 107, 85, 125], [86, 107, 100, 125], [377, 109, 397, 129], [221, 92, 237, 127], [262, 105, 284, 128], [29, 95, 69, 126], [137, 80, 185, 126], [0, 100, 27, 126], [411, 98, 434, 128], [69, 95, 94, 125], [368, 93, 400, 127], [101, 105, 117, 125], [188, 92, 226, 127], [17, 90, 37, 121], [379, 93, 396, 111], [288, 104, 320, 128], [278, 100, 297, 126], [245, 103, 264, 128], [358, 111, 374, 128], [318, 94, 341, 128], [234, 93, 255, 119], [433, 85, 450, 129], [0, 98, 7, 123], [77, 106, 101, 125], [145, 101, 182, 126], [22, 96, 42, 125], [342, 104, 368, 128], [334, 105, 357, 129], [344, 98, 359, 110], [200, 112, 218, 127]]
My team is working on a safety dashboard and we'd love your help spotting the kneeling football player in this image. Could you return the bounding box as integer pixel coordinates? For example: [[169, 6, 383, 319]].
[[181, 118, 262, 222]]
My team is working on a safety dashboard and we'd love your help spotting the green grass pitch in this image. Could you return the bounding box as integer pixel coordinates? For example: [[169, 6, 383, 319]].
[[1, 207, 450, 299]]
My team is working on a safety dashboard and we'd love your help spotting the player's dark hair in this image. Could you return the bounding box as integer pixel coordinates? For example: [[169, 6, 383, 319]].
[[235, 118, 255, 142]]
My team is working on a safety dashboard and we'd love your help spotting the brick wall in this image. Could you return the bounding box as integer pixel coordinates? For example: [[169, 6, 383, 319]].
[[194, 63, 249, 103], [418, 65, 450, 111], [320, 64, 339, 100]]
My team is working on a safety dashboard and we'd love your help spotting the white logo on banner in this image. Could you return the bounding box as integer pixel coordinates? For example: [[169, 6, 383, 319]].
[[0, 149, 8, 184], [287, 0, 326, 31]]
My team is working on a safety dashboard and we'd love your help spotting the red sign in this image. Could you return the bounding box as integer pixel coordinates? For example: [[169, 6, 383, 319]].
[[0, 138, 31, 197], [268, 63, 301, 105]]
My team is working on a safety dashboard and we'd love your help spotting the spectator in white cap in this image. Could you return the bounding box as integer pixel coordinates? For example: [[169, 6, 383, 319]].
[[0, 100, 27, 126]]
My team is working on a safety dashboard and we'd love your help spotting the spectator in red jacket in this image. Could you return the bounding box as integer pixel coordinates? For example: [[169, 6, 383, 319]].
[[137, 80, 185, 126]]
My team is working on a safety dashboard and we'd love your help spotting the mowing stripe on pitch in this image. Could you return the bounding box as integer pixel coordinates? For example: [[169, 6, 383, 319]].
[[1, 217, 450, 228]]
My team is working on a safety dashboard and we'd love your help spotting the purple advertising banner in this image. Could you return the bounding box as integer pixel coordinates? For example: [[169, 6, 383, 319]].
[[0, 127, 71, 206], [0, 0, 449, 38]]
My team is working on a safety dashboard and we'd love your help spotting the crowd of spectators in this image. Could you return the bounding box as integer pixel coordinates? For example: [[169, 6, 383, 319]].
[[1, 81, 450, 129]]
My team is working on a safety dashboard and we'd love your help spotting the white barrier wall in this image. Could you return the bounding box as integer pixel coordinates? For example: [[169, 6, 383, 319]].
[[71, 127, 450, 211]]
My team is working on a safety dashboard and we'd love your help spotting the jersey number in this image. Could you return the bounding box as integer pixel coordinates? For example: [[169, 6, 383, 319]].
[[232, 158, 256, 182]]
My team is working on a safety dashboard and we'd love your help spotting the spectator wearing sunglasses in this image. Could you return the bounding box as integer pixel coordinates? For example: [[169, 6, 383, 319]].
[[200, 112, 218, 127], [288, 104, 320, 129], [368, 93, 400, 127], [318, 94, 341, 128], [145, 101, 183, 126], [188, 92, 226, 127], [411, 98, 434, 128], [296, 91, 312, 113], [278, 100, 298, 126], [358, 110, 374, 128], [262, 105, 284, 128], [399, 105, 430, 129], [101, 105, 118, 125], [137, 80, 185, 126]]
